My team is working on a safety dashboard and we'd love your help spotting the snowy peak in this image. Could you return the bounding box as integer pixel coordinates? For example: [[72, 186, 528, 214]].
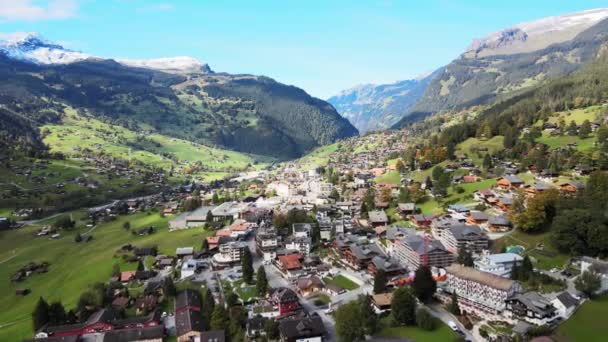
[[465, 8, 608, 58], [0, 32, 211, 73]]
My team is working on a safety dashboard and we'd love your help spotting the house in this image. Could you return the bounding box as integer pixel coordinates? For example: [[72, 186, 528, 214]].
[[368, 210, 389, 227], [119, 271, 136, 283], [448, 204, 470, 215], [256, 226, 279, 262], [277, 254, 304, 279], [444, 264, 522, 318], [440, 225, 489, 255], [524, 183, 552, 198], [175, 289, 204, 342], [385, 227, 416, 256], [368, 255, 405, 278], [111, 296, 130, 310], [324, 283, 345, 296], [467, 211, 489, 225], [247, 316, 267, 339], [176, 247, 194, 259], [270, 287, 300, 316], [410, 214, 434, 228], [496, 196, 513, 212], [580, 256, 608, 294], [278, 316, 326, 342], [488, 215, 511, 232], [200, 330, 226, 342], [285, 236, 312, 257], [551, 292, 578, 318], [394, 234, 455, 270], [505, 292, 558, 326], [397, 203, 417, 216], [496, 175, 524, 190], [345, 242, 386, 270], [560, 180, 585, 194], [474, 252, 523, 278], [212, 242, 247, 268], [371, 292, 393, 314], [296, 276, 324, 296]]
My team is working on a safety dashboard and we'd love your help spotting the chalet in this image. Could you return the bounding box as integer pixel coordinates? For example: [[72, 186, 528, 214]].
[[560, 180, 585, 194], [488, 215, 511, 232], [496, 175, 524, 190], [134, 270, 157, 281], [397, 203, 417, 216], [574, 164, 592, 176], [463, 175, 479, 183], [135, 295, 158, 314], [175, 289, 204, 342], [175, 247, 194, 259], [496, 196, 513, 212], [467, 211, 489, 225], [371, 292, 393, 314], [368, 255, 405, 278], [410, 214, 434, 228], [524, 183, 552, 198], [505, 292, 558, 326], [119, 271, 136, 283], [345, 242, 386, 270], [111, 296, 130, 310], [448, 204, 470, 215], [538, 169, 559, 182], [134, 247, 157, 257], [295, 276, 324, 296], [368, 210, 389, 227], [324, 283, 345, 296], [278, 316, 326, 342], [551, 292, 578, 318], [270, 287, 300, 316], [277, 254, 304, 279]]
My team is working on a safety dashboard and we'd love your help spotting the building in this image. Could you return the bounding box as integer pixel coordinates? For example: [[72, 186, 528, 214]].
[[496, 175, 524, 190], [175, 290, 204, 342], [524, 183, 552, 198], [270, 287, 300, 316], [385, 227, 416, 256], [278, 316, 326, 342], [371, 293, 394, 314], [560, 180, 585, 194], [488, 215, 511, 232], [368, 210, 389, 227], [466, 211, 489, 225], [199, 330, 225, 342], [296, 276, 324, 296], [394, 234, 455, 270], [285, 236, 312, 257], [276, 253, 304, 279], [440, 225, 489, 255], [551, 292, 578, 318], [345, 242, 386, 270], [318, 218, 333, 241], [212, 242, 247, 268], [256, 226, 279, 262], [505, 292, 558, 326], [474, 252, 523, 278], [368, 255, 405, 278], [184, 206, 215, 228], [444, 264, 522, 318], [292, 223, 313, 238], [397, 203, 417, 216]]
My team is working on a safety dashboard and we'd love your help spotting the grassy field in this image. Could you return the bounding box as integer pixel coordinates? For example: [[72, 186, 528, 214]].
[[491, 229, 569, 270], [546, 106, 601, 125], [376, 315, 458, 341], [554, 295, 608, 342], [376, 171, 401, 185], [323, 274, 360, 291], [457, 136, 505, 165], [0, 211, 213, 340], [296, 143, 338, 170], [536, 132, 596, 152]]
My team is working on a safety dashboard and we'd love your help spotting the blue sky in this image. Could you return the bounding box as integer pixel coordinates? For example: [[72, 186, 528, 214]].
[[1, 1, 607, 98]]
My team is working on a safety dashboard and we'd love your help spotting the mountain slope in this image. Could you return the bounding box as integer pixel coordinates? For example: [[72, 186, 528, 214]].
[[328, 70, 438, 132], [393, 9, 608, 129], [0, 36, 357, 159]]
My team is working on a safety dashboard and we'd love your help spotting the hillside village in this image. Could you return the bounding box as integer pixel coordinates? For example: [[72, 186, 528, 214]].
[[2, 103, 608, 342]]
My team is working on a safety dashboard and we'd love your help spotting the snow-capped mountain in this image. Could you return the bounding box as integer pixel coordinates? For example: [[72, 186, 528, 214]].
[[0, 32, 211, 73], [465, 8, 608, 57]]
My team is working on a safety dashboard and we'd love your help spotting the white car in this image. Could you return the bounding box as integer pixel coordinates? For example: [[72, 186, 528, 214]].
[[448, 321, 458, 331]]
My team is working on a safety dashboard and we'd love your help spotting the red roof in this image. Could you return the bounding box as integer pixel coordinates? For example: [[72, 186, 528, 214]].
[[278, 254, 302, 270], [120, 271, 135, 282]]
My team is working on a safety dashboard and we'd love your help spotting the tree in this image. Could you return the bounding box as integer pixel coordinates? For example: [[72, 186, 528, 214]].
[[256, 266, 268, 297], [74, 233, 82, 243], [48, 302, 67, 325], [264, 319, 280, 340], [416, 308, 438, 331], [201, 239, 209, 254], [360, 201, 369, 219], [32, 297, 50, 330], [112, 263, 121, 278], [373, 269, 388, 294], [483, 154, 493, 171], [391, 286, 417, 326], [457, 246, 474, 267], [432, 166, 444, 181], [575, 271, 601, 296], [242, 248, 254, 284], [511, 189, 559, 233], [206, 209, 214, 223], [225, 290, 239, 307], [123, 221, 130, 230], [335, 300, 365, 342], [163, 277, 177, 297], [202, 288, 215, 330], [412, 265, 437, 303], [520, 255, 534, 281], [329, 188, 341, 201], [448, 292, 461, 315], [395, 159, 406, 173], [360, 295, 378, 336], [53, 215, 74, 230], [212, 192, 220, 204], [137, 260, 145, 271], [579, 120, 592, 139], [210, 305, 228, 330], [567, 120, 578, 136]]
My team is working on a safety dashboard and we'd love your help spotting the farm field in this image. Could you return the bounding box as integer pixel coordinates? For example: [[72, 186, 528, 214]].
[[0, 211, 213, 341]]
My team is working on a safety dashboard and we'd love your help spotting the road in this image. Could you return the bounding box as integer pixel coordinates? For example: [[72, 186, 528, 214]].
[[426, 303, 475, 341]]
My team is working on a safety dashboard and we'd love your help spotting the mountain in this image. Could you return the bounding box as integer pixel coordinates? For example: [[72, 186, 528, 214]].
[[327, 70, 438, 132], [393, 8, 608, 129], [0, 34, 357, 159]]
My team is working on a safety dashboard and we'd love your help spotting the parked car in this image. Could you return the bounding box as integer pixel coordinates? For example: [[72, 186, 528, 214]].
[[448, 321, 458, 331]]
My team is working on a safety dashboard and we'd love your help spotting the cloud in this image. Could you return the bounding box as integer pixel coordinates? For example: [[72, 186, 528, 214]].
[[0, 0, 79, 21]]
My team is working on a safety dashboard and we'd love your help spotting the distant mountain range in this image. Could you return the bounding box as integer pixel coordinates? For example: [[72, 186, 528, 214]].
[[0, 34, 357, 159], [329, 8, 608, 131]]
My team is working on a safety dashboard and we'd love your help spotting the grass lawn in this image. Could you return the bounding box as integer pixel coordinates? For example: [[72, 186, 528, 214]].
[[296, 143, 338, 170], [376, 171, 401, 185], [0, 211, 213, 341], [323, 275, 360, 291], [536, 132, 596, 152], [554, 295, 608, 342], [231, 279, 258, 302], [376, 315, 458, 341], [311, 293, 331, 306], [457, 136, 505, 165]]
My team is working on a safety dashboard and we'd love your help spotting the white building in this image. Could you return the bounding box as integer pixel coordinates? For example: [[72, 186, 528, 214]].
[[551, 292, 579, 319], [212, 242, 247, 267], [474, 252, 523, 278]]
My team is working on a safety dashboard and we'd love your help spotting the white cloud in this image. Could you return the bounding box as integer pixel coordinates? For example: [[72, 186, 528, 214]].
[[0, 0, 79, 21]]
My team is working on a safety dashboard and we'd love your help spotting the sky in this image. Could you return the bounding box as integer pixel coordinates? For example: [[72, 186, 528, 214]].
[[1, 0, 607, 98]]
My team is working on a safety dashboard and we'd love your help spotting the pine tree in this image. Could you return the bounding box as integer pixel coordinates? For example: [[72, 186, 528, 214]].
[[457, 245, 474, 267], [210, 305, 228, 330], [448, 292, 461, 315], [112, 263, 121, 277], [373, 269, 387, 294], [137, 259, 145, 271], [242, 248, 254, 284], [202, 288, 215, 330], [48, 302, 67, 325], [579, 119, 592, 139], [201, 239, 209, 253], [163, 277, 177, 297], [32, 297, 50, 330], [360, 295, 378, 336], [391, 287, 417, 326], [412, 265, 437, 303], [256, 266, 268, 297]]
